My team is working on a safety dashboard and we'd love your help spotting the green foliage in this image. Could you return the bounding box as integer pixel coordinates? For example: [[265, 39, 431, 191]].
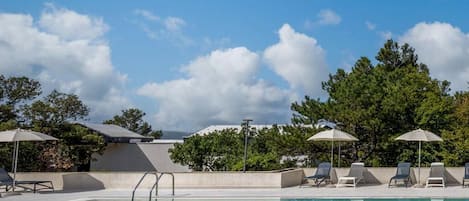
[[0, 78, 105, 171], [23, 90, 89, 133], [291, 40, 454, 166], [232, 152, 281, 171], [291, 96, 325, 125], [103, 108, 162, 139], [21, 90, 104, 171], [169, 129, 242, 171], [0, 75, 41, 122], [441, 92, 469, 166], [169, 125, 329, 171], [59, 125, 105, 168]]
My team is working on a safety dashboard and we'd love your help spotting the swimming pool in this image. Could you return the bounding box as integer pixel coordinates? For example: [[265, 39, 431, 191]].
[[85, 199, 469, 201]]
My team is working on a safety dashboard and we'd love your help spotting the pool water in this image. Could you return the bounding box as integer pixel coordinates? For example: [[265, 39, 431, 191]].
[[87, 199, 469, 201]]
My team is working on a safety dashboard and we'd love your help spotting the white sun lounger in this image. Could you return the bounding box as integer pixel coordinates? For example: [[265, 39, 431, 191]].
[[336, 162, 365, 188], [426, 162, 445, 188]]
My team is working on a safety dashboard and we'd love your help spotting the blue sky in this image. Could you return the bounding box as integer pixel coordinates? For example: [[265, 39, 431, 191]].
[[1, 1, 469, 133]]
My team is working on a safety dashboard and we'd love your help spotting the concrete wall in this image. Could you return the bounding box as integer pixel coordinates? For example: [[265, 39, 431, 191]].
[[13, 169, 303, 191], [11, 167, 466, 191], [90, 143, 190, 172]]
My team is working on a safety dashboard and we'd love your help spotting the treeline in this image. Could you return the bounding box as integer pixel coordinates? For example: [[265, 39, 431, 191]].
[[170, 40, 469, 171], [0, 76, 160, 171]]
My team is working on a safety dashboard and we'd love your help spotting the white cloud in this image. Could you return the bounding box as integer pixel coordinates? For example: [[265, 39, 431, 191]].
[[164, 17, 186, 32], [400, 22, 469, 92], [380, 31, 392, 40], [137, 47, 296, 130], [0, 5, 131, 121], [317, 9, 341, 25], [264, 24, 328, 97], [201, 37, 231, 51], [137, 24, 330, 130], [134, 9, 159, 21], [133, 9, 191, 46], [39, 3, 109, 41], [366, 21, 376, 30]]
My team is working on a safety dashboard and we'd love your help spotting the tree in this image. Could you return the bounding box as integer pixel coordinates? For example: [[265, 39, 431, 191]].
[[291, 96, 326, 125], [169, 125, 325, 171], [291, 40, 453, 166], [441, 92, 469, 166], [103, 108, 162, 139], [59, 124, 105, 171], [169, 129, 243, 171], [0, 75, 41, 123], [0, 75, 42, 171], [23, 90, 105, 171]]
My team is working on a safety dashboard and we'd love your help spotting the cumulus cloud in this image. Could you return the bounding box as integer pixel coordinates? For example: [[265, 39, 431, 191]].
[[0, 5, 130, 120], [400, 22, 469, 92], [137, 24, 329, 130], [317, 9, 341, 25], [39, 3, 109, 41], [264, 24, 328, 97], [137, 47, 296, 130], [133, 9, 191, 46]]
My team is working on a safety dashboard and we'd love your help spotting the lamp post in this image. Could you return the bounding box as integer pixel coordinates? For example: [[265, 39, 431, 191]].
[[242, 119, 252, 173]]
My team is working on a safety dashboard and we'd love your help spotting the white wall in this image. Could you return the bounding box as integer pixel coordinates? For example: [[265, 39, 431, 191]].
[[14, 169, 304, 191], [90, 143, 190, 172]]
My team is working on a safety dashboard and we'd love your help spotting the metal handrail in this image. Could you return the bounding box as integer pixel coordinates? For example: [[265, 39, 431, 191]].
[[131, 172, 157, 201], [131, 171, 175, 201], [156, 172, 175, 196]]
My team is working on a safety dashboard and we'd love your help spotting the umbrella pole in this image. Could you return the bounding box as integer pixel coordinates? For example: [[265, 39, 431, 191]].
[[338, 143, 341, 168], [12, 141, 19, 192], [418, 141, 421, 185], [331, 140, 334, 168]]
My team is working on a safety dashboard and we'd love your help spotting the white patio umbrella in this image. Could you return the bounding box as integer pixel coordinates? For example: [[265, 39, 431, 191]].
[[395, 128, 443, 185], [0, 128, 58, 191], [307, 129, 358, 167]]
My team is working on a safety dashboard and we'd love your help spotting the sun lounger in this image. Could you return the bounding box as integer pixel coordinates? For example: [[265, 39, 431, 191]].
[[303, 162, 331, 187], [388, 162, 412, 187], [463, 162, 469, 187], [336, 162, 365, 188], [425, 162, 445, 188], [0, 168, 54, 193]]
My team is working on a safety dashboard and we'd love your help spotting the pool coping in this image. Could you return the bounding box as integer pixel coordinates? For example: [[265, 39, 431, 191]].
[[4, 185, 469, 201]]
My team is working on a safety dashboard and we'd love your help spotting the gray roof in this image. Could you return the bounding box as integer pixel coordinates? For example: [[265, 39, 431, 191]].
[[77, 122, 153, 142], [160, 130, 190, 140]]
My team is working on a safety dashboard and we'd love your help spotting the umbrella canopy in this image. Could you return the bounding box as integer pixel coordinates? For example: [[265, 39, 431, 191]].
[[395, 129, 443, 142], [395, 129, 443, 185], [307, 129, 359, 142], [308, 129, 358, 167], [0, 129, 58, 142], [0, 128, 58, 191]]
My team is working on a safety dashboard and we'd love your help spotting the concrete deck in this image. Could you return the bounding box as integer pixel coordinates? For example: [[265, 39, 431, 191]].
[[1, 185, 469, 201]]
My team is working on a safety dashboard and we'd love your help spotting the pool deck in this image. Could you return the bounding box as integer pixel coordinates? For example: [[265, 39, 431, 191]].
[[1, 184, 469, 201]]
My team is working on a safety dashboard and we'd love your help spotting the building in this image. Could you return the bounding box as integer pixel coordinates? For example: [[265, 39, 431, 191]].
[[192, 124, 283, 136], [191, 120, 335, 137], [76, 122, 189, 172]]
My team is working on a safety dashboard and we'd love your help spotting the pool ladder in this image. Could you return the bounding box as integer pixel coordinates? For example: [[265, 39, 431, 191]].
[[131, 171, 175, 201]]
